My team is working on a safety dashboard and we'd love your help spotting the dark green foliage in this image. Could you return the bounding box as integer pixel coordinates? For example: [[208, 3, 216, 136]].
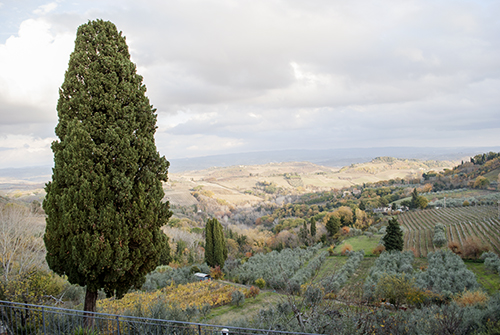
[[383, 217, 404, 252], [298, 221, 309, 245], [204, 218, 227, 267], [43, 20, 171, 309], [410, 188, 419, 209], [326, 215, 340, 237], [310, 217, 316, 237]]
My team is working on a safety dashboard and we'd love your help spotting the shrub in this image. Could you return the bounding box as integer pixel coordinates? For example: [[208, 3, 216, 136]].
[[210, 266, 224, 280], [374, 273, 415, 308], [454, 290, 489, 307], [246, 286, 260, 299], [448, 241, 462, 256], [340, 244, 353, 256], [463, 200, 470, 206], [405, 286, 432, 307], [255, 278, 266, 289], [327, 245, 335, 256], [372, 245, 385, 256], [341, 226, 350, 235], [364, 251, 415, 299], [231, 290, 245, 306], [462, 236, 491, 260], [432, 223, 447, 248], [72, 326, 99, 335], [481, 251, 500, 274], [304, 285, 323, 305], [350, 228, 362, 236]]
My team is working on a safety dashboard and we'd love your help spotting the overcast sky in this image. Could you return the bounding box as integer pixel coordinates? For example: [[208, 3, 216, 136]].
[[0, 0, 499, 169]]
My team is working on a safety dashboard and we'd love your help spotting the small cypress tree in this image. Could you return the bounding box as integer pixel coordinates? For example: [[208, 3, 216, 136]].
[[205, 218, 227, 267], [383, 217, 404, 251], [310, 217, 316, 238], [410, 188, 419, 209], [43, 20, 171, 314]]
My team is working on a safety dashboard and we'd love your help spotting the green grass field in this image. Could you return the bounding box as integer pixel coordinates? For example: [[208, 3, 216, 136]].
[[465, 261, 500, 295], [333, 235, 382, 255], [314, 254, 347, 281], [483, 168, 500, 182]]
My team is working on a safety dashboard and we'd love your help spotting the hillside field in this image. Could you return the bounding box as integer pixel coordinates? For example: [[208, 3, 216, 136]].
[[397, 205, 500, 257], [164, 158, 458, 207]]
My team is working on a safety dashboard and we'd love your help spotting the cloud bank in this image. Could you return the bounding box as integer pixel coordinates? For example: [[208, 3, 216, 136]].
[[0, 0, 499, 168]]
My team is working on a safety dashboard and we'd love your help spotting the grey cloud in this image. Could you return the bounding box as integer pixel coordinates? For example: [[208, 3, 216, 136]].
[[1, 0, 499, 166]]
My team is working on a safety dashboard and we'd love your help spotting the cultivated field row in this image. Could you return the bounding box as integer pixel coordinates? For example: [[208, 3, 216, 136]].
[[398, 205, 500, 257]]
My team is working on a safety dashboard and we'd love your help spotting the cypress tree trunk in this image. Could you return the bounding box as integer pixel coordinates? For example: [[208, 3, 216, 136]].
[[83, 289, 97, 328]]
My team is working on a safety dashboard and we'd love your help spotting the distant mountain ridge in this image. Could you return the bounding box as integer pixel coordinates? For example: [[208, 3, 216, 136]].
[[167, 146, 500, 173], [1, 146, 499, 179]]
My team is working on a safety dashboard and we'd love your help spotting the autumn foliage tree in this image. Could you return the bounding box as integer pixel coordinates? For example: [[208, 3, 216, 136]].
[[43, 20, 171, 314]]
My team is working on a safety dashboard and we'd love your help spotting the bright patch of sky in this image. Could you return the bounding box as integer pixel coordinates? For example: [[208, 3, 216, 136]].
[[0, 0, 499, 168]]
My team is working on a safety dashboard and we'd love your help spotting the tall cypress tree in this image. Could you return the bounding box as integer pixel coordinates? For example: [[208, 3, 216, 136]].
[[310, 217, 316, 238], [205, 218, 227, 267], [383, 217, 404, 251], [204, 219, 214, 266], [43, 20, 171, 314]]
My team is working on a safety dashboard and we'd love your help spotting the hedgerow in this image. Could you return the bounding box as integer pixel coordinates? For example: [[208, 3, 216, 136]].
[[322, 250, 364, 293], [233, 244, 323, 289], [289, 251, 327, 290], [415, 250, 479, 295]]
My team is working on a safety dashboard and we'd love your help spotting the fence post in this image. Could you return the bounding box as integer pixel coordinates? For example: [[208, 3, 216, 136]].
[[116, 316, 120, 335], [198, 324, 201, 335], [42, 306, 46, 335]]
